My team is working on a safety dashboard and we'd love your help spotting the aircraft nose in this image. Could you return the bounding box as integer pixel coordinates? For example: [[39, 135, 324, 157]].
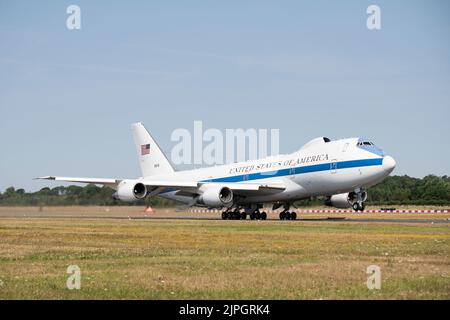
[[382, 155, 396, 174]]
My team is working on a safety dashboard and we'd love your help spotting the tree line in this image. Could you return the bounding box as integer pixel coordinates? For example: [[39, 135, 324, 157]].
[[0, 184, 176, 207], [1, 175, 450, 207]]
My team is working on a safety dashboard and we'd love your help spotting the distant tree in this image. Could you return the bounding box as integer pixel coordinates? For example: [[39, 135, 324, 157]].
[[5, 187, 16, 196], [66, 185, 83, 196], [52, 186, 67, 196], [419, 175, 450, 201], [37, 187, 51, 195]]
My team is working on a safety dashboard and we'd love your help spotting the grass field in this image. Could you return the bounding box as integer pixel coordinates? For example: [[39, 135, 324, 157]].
[[0, 209, 449, 299]]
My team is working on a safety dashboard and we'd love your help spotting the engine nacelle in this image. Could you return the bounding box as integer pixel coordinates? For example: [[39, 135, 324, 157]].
[[325, 191, 367, 209], [113, 180, 147, 202], [197, 184, 234, 208]]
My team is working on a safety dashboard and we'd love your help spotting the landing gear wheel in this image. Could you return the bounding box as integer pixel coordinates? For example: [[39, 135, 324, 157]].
[[286, 212, 292, 220], [360, 203, 365, 212], [240, 212, 247, 220], [221, 212, 227, 220], [261, 212, 267, 220], [279, 212, 285, 220], [250, 213, 255, 220], [291, 212, 297, 220], [255, 212, 261, 220], [352, 203, 359, 211]]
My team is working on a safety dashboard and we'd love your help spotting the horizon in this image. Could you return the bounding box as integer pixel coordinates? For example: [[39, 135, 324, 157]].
[[2, 171, 448, 194]]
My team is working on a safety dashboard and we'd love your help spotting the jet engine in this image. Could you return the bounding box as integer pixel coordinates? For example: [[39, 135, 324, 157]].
[[113, 180, 147, 202], [197, 184, 234, 207], [325, 191, 367, 209]]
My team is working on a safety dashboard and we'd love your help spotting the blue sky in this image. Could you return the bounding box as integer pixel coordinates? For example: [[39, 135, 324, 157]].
[[0, 0, 449, 191]]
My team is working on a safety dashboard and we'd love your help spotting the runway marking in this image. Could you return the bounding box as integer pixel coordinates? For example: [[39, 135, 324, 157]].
[[187, 209, 450, 214]]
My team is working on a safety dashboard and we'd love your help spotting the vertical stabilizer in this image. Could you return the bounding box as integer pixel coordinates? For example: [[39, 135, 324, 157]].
[[131, 122, 174, 177]]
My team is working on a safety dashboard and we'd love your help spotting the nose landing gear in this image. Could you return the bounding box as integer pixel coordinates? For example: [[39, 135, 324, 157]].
[[352, 202, 365, 212], [351, 188, 367, 212]]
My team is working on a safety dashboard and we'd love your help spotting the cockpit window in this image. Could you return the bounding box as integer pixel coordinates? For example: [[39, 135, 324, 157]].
[[357, 141, 374, 146], [357, 138, 385, 156]]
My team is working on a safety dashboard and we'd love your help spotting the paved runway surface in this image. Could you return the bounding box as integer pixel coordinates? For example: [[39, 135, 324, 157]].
[[1, 215, 448, 224]]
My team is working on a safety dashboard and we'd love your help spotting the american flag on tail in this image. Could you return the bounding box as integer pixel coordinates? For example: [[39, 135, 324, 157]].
[[141, 144, 150, 155]]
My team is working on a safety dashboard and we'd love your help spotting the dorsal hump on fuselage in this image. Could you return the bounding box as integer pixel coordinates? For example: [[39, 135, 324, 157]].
[[300, 137, 332, 151]]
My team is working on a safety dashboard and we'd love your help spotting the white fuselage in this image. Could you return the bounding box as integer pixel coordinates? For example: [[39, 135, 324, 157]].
[[146, 137, 396, 206]]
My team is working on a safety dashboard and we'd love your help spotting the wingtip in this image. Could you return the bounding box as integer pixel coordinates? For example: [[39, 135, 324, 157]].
[[34, 176, 55, 180]]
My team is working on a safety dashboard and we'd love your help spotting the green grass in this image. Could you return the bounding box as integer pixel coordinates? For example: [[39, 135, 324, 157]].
[[0, 218, 449, 299]]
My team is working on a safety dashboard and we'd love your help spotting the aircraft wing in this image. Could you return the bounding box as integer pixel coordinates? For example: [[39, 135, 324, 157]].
[[216, 182, 286, 195], [36, 176, 286, 196], [143, 181, 286, 197], [36, 176, 121, 187]]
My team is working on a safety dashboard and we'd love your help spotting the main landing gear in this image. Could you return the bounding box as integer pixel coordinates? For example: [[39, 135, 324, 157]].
[[277, 203, 297, 220], [220, 203, 299, 221], [221, 208, 267, 220], [279, 211, 297, 220], [221, 209, 242, 220]]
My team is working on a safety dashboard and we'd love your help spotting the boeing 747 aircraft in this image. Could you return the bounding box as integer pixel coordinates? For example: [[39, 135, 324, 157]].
[[38, 122, 396, 220]]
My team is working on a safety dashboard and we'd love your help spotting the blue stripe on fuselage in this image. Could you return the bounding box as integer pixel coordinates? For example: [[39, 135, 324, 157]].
[[201, 158, 383, 183]]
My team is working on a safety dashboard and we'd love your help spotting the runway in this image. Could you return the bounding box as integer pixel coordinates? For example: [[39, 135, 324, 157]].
[[1, 214, 448, 224], [134, 216, 450, 224]]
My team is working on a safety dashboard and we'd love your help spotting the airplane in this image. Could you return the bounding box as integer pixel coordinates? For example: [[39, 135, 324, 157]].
[[37, 122, 396, 220]]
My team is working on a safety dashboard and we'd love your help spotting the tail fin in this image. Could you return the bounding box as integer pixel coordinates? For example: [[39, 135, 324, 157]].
[[131, 122, 174, 177]]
